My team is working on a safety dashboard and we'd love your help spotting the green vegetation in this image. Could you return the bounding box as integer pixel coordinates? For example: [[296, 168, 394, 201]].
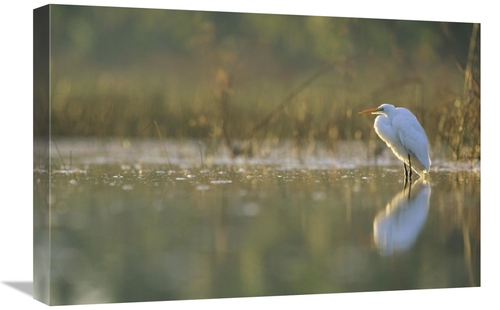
[[47, 5, 480, 162]]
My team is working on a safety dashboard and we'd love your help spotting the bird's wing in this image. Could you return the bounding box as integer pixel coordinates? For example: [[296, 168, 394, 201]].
[[392, 112, 431, 171]]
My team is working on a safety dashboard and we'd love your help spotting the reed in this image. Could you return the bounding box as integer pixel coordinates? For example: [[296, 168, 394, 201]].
[[154, 121, 173, 170]]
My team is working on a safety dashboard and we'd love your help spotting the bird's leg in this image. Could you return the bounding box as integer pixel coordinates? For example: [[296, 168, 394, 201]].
[[407, 154, 412, 182], [403, 162, 409, 188]]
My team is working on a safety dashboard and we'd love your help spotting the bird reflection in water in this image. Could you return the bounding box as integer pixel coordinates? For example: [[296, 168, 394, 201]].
[[373, 179, 431, 256]]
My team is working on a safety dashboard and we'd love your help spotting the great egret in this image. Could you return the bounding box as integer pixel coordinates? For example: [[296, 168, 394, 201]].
[[358, 103, 431, 180]]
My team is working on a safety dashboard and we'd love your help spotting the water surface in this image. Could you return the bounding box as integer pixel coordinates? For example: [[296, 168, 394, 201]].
[[33, 139, 480, 305]]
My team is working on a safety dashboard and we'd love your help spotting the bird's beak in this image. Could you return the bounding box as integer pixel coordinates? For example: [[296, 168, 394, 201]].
[[358, 107, 381, 115]]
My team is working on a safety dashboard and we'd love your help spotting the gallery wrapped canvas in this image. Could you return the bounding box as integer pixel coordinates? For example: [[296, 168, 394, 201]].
[[33, 4, 480, 306]]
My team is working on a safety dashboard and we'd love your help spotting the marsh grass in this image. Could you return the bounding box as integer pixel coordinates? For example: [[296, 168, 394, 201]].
[[44, 7, 481, 164], [50, 51, 479, 164]]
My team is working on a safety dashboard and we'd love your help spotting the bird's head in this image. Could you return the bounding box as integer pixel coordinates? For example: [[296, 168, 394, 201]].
[[358, 103, 395, 116]]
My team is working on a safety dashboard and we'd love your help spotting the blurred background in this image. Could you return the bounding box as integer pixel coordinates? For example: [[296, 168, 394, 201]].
[[44, 5, 480, 162]]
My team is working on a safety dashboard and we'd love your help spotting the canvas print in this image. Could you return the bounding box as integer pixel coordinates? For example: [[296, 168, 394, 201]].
[[33, 4, 480, 306]]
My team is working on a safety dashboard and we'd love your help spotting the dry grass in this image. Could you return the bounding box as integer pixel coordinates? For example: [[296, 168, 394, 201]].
[[49, 41, 479, 163]]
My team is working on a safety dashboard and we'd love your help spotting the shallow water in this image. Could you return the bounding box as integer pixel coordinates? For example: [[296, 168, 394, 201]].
[[33, 139, 480, 305]]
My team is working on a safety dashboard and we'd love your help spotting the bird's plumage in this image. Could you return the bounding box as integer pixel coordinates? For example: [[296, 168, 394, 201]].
[[359, 103, 431, 177]]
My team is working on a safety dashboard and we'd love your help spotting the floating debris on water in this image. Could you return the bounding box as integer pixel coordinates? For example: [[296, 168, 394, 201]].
[[210, 180, 232, 184]]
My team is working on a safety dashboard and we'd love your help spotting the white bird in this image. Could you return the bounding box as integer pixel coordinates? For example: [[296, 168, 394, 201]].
[[358, 103, 431, 180]]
